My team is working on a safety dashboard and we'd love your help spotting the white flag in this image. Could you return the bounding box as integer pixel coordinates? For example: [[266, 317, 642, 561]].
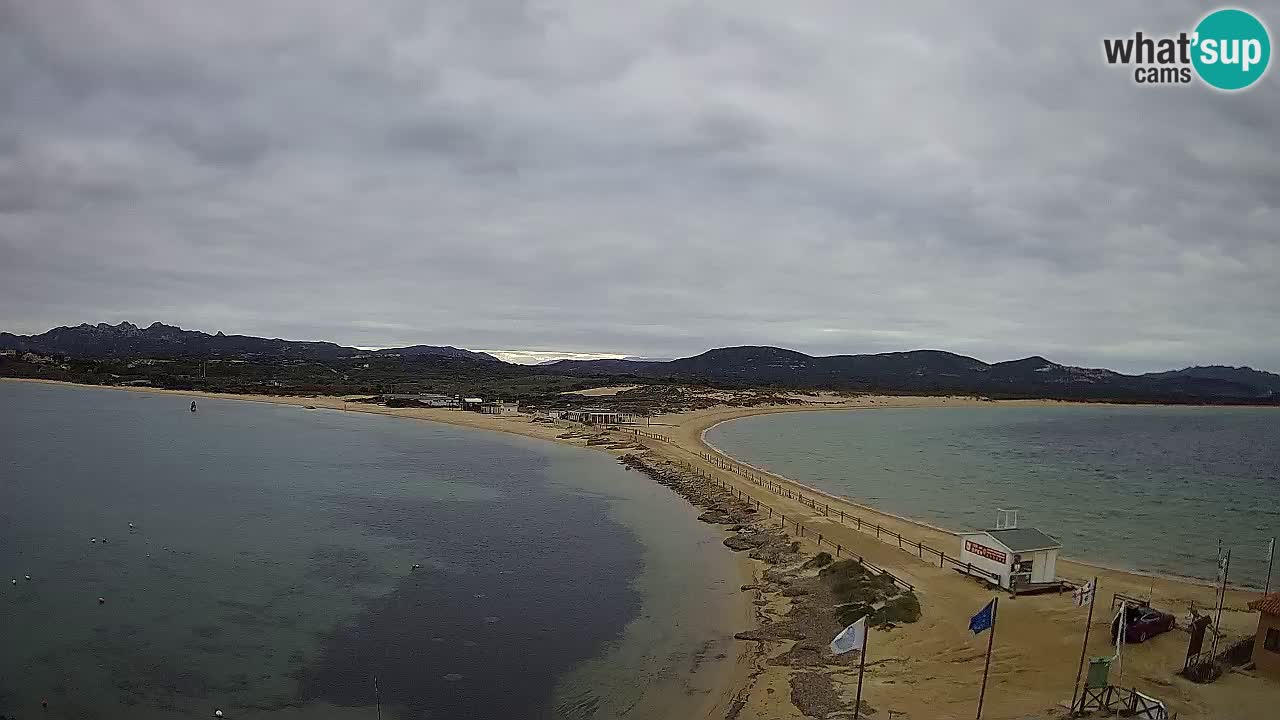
[[830, 616, 868, 655], [1073, 580, 1095, 607], [1114, 602, 1126, 659]]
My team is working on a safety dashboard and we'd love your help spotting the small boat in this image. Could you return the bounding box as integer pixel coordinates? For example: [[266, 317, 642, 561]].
[[190, 400, 198, 413]]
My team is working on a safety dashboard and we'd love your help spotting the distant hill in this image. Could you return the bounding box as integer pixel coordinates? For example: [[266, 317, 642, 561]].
[[371, 345, 500, 362], [1141, 365, 1280, 394], [4, 323, 1276, 404], [544, 346, 1279, 403], [0, 322, 500, 362]]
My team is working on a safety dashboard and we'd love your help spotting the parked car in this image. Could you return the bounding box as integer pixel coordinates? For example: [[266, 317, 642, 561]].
[[1111, 604, 1176, 643]]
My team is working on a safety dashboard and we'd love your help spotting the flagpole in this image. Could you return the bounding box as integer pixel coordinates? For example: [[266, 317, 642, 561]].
[[976, 597, 998, 720], [1265, 538, 1275, 598], [854, 624, 868, 720], [1069, 577, 1098, 714], [1211, 550, 1231, 658]]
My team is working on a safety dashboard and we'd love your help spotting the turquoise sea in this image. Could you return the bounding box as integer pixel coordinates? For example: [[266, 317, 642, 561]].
[[1, 381, 741, 720], [706, 405, 1279, 588]]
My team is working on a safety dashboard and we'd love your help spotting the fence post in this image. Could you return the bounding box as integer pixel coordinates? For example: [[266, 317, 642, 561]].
[[876, 525, 880, 539], [857, 517, 862, 531], [836, 544, 842, 557], [898, 535, 903, 549]]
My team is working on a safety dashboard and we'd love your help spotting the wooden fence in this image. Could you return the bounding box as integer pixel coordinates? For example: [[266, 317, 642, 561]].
[[693, 450, 1001, 586], [1075, 686, 1168, 719], [611, 427, 673, 443], [680, 460, 916, 593]]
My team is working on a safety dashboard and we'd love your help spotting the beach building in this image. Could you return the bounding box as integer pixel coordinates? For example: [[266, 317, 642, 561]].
[[958, 523, 1061, 592], [480, 400, 520, 416], [382, 393, 460, 408], [1247, 593, 1280, 679], [563, 408, 621, 425], [562, 408, 650, 425], [461, 397, 484, 411]]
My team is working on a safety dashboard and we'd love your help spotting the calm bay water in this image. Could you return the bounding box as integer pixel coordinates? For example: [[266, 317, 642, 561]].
[[707, 405, 1280, 587], [1, 381, 741, 720]]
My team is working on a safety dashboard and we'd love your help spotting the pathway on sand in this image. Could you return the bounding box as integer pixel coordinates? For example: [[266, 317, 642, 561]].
[[619, 401, 1272, 720]]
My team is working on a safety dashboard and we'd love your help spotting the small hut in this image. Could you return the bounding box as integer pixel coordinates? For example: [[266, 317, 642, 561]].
[[958, 511, 1061, 591]]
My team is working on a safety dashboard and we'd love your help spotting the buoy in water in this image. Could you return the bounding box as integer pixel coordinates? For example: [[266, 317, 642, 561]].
[[411, 563, 421, 570], [9, 579, 14, 586], [91, 538, 97, 543], [128, 522, 135, 529], [24, 575, 31, 581], [214, 709, 224, 717], [42, 697, 48, 709], [98, 597, 105, 604]]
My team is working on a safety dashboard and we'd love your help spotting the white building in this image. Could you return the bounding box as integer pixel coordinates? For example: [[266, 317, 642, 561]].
[[480, 400, 520, 416], [958, 527, 1061, 592], [561, 409, 648, 425]]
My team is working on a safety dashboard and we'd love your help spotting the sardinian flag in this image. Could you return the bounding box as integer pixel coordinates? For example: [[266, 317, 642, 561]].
[[830, 616, 868, 655], [1073, 580, 1095, 608]]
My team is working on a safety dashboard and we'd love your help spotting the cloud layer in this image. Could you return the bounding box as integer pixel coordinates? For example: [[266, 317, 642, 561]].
[[2, 1, 1277, 372]]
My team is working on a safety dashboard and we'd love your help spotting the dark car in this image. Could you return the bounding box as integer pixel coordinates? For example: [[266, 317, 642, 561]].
[[1111, 604, 1176, 644]]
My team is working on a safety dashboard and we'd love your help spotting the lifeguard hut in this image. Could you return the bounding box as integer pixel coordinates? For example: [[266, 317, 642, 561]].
[[958, 509, 1063, 592]]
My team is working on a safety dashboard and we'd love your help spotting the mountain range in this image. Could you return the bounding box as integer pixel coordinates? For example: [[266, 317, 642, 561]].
[[0, 322, 499, 362], [543, 346, 1280, 402], [3, 322, 1278, 403]]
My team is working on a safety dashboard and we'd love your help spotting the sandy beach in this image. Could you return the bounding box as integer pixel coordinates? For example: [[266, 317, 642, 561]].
[[6, 379, 1276, 719]]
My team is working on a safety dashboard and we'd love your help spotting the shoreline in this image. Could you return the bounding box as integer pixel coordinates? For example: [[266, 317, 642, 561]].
[[639, 398, 1273, 718], [698, 416, 1255, 593], [1, 378, 757, 720], [7, 378, 1276, 718]]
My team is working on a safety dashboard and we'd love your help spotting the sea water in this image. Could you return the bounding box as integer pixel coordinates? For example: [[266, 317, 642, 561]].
[[1, 381, 741, 719], [707, 405, 1279, 587]]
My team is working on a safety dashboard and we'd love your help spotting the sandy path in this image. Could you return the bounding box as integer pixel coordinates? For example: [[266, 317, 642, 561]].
[[637, 399, 1276, 719]]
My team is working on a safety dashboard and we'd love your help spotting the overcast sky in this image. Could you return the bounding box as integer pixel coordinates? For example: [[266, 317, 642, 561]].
[[1, 2, 1277, 371]]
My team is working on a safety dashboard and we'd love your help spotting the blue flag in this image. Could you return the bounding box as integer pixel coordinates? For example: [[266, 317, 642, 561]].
[[969, 599, 995, 635]]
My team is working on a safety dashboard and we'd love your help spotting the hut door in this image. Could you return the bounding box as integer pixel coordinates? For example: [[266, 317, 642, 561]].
[[1011, 555, 1033, 588]]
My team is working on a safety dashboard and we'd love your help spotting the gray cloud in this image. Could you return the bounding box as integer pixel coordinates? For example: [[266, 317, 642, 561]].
[[1, 0, 1277, 372]]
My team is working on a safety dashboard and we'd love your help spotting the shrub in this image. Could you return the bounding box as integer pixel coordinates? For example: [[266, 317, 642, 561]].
[[834, 602, 876, 627], [803, 552, 834, 569], [872, 594, 922, 625], [818, 559, 867, 580]]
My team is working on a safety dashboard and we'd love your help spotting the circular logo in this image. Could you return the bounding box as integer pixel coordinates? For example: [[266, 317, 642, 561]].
[[1192, 8, 1271, 90]]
